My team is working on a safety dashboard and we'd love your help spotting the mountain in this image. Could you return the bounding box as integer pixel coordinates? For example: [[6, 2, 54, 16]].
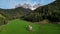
[[33, 4, 41, 10], [0, 7, 31, 20], [22, 0, 60, 22], [0, 0, 60, 24], [0, 7, 32, 25], [34, 0, 60, 22], [15, 3, 41, 10]]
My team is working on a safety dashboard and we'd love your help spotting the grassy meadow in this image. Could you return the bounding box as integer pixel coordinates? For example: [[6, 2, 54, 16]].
[[0, 19, 60, 34]]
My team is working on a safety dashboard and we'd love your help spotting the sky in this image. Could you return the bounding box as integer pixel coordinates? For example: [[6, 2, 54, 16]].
[[0, 0, 55, 9]]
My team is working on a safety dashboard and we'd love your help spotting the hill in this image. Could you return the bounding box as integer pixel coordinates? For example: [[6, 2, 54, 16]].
[[34, 0, 60, 22], [0, 0, 60, 26], [0, 7, 31, 26], [0, 7, 31, 20], [22, 0, 60, 22]]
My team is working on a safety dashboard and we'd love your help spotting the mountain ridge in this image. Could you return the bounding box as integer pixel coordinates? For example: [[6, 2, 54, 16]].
[[15, 3, 41, 10], [0, 0, 60, 23], [21, 0, 60, 22]]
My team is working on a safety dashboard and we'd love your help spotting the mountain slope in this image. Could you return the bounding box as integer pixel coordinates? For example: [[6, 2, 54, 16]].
[[22, 0, 60, 22], [34, 0, 60, 22], [16, 3, 41, 10], [0, 7, 31, 20], [0, 7, 31, 26], [0, 0, 60, 23]]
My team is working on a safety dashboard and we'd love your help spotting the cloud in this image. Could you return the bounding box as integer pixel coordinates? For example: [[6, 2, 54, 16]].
[[0, 0, 56, 9]]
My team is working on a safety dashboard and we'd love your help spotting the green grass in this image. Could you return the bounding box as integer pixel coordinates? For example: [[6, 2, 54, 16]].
[[0, 14, 5, 18], [0, 19, 60, 34]]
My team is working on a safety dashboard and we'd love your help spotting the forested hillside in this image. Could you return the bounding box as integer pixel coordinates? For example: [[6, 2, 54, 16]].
[[22, 0, 60, 23], [0, 0, 60, 26], [0, 7, 31, 25]]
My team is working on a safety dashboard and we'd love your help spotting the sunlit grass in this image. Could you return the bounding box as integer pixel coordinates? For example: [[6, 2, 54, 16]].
[[0, 19, 60, 34]]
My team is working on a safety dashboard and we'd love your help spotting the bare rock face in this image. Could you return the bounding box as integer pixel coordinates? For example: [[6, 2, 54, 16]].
[[15, 3, 41, 10]]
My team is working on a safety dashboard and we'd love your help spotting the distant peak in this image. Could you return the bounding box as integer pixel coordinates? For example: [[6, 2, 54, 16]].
[[15, 3, 41, 10]]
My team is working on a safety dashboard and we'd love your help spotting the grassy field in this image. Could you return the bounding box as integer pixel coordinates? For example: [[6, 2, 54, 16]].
[[0, 19, 60, 34]]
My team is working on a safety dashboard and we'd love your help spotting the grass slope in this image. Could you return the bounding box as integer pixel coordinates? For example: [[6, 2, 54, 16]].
[[0, 19, 60, 34], [0, 14, 5, 18]]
